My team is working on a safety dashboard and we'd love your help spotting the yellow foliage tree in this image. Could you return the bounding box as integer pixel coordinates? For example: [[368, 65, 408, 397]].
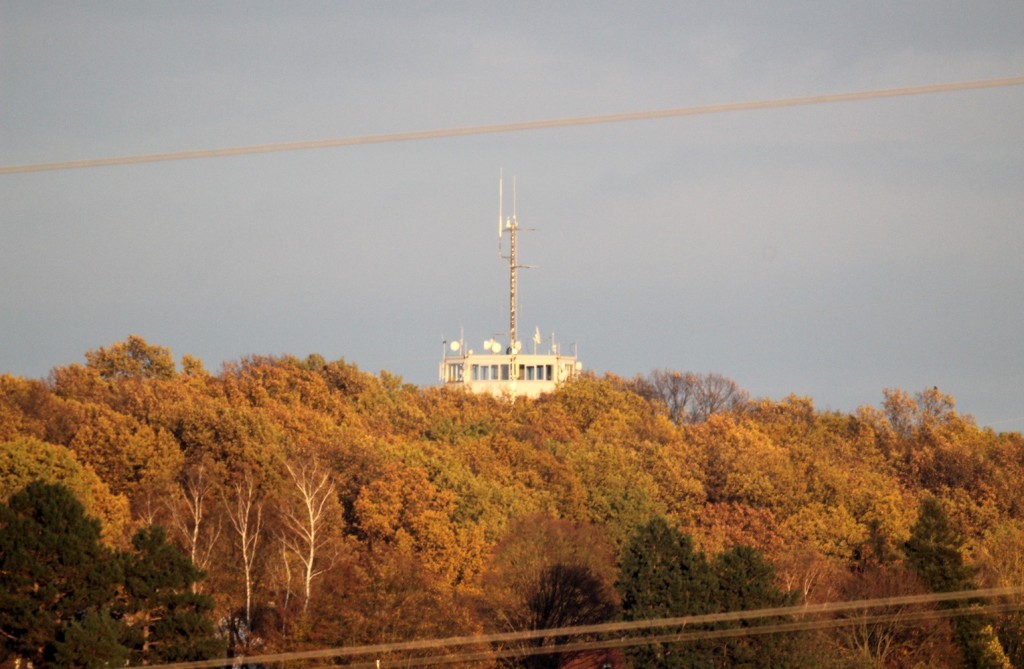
[[354, 463, 485, 586], [66, 402, 182, 500], [0, 437, 130, 544]]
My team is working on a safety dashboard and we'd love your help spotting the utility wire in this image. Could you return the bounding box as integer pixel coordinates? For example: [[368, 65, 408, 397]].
[[987, 416, 1024, 426], [2, 76, 1022, 176], [310, 601, 1024, 669], [138, 586, 1023, 669]]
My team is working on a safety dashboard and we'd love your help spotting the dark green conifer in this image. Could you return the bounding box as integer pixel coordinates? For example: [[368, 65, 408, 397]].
[[617, 517, 718, 668], [120, 525, 226, 662], [0, 481, 123, 666], [712, 545, 799, 668], [905, 497, 1011, 669], [52, 608, 130, 668], [905, 496, 973, 593]]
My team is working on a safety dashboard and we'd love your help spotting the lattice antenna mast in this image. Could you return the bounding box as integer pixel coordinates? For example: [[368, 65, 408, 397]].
[[499, 175, 525, 354]]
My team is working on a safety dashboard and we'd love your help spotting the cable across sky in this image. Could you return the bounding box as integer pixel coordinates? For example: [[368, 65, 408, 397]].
[[2, 76, 1022, 175]]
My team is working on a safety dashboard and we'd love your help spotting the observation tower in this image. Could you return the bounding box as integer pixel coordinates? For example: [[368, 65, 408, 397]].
[[439, 177, 582, 398]]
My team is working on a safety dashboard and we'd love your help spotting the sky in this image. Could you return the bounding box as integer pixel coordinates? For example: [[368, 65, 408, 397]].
[[2, 2, 1023, 430]]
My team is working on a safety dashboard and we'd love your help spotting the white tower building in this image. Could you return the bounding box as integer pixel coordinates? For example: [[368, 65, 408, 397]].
[[439, 177, 582, 398]]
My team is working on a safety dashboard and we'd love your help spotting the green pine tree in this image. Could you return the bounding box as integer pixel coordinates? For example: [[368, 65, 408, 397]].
[[0, 481, 124, 666], [617, 517, 718, 669], [120, 525, 226, 663], [711, 545, 799, 668], [52, 607, 130, 668], [905, 496, 973, 593], [905, 497, 1011, 669]]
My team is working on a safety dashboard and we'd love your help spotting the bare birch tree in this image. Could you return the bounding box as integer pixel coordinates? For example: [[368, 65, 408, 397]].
[[223, 470, 265, 633], [169, 464, 222, 589], [279, 457, 338, 613]]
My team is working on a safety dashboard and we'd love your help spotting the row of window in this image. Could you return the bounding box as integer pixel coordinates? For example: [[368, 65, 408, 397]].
[[472, 363, 555, 381], [444, 363, 561, 383]]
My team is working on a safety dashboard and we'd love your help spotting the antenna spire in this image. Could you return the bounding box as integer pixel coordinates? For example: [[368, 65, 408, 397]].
[[508, 197, 518, 355], [498, 173, 521, 370]]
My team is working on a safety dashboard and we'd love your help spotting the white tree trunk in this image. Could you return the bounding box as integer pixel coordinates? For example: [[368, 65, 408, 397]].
[[280, 458, 337, 613], [224, 472, 264, 630]]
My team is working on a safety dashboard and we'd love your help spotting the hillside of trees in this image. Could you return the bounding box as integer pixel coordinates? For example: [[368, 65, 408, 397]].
[[2, 336, 1022, 667]]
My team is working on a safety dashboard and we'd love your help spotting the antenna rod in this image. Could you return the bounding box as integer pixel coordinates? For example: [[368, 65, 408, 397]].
[[513, 176, 517, 218]]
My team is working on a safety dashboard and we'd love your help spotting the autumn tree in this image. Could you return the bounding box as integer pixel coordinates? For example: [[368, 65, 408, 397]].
[[684, 413, 804, 514], [0, 437, 130, 544], [977, 521, 1024, 666], [324, 545, 480, 651], [832, 565, 958, 668], [561, 437, 666, 549], [483, 515, 619, 601], [0, 374, 68, 443], [65, 402, 183, 503], [166, 387, 282, 470], [878, 387, 999, 510], [84, 335, 177, 381], [479, 515, 619, 667], [354, 462, 483, 586]]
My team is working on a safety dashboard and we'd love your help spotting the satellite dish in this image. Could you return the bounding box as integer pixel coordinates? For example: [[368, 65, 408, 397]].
[[483, 339, 493, 350], [574, 361, 583, 371], [450, 341, 461, 352], [491, 341, 502, 353]]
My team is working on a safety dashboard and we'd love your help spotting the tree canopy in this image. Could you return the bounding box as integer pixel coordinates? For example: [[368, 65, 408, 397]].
[[2, 337, 1021, 666]]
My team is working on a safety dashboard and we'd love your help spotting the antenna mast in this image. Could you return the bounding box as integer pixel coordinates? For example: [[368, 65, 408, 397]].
[[508, 177, 518, 353], [499, 174, 524, 376]]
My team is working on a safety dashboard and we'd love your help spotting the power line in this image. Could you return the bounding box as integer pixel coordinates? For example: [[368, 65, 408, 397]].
[[322, 602, 1023, 669], [2, 76, 1022, 176], [138, 586, 1023, 669], [987, 415, 1024, 426]]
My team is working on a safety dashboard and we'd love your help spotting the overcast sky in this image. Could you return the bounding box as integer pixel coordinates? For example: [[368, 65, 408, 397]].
[[2, 2, 1022, 429]]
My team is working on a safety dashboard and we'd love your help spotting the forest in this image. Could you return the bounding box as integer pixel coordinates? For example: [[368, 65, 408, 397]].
[[1, 335, 1022, 668]]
